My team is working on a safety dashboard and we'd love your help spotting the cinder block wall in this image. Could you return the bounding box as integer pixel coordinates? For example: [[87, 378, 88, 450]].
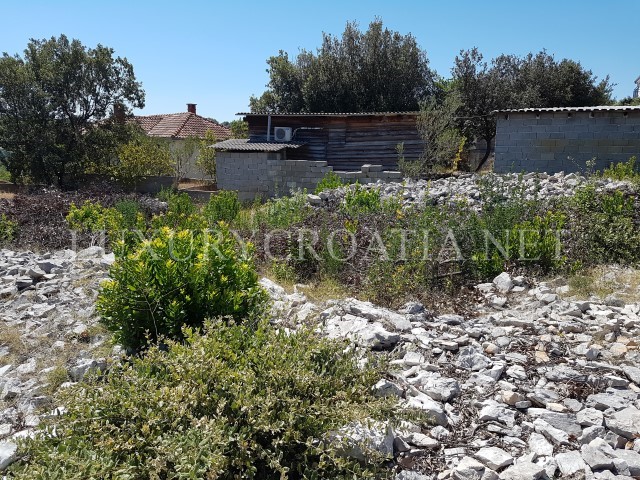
[[216, 151, 402, 201], [494, 111, 640, 173]]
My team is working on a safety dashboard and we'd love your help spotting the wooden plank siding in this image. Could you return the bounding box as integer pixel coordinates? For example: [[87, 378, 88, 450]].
[[244, 113, 423, 171]]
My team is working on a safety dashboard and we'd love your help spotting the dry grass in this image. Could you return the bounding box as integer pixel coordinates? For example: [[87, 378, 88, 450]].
[[0, 192, 15, 200], [298, 277, 351, 304], [0, 324, 29, 365], [566, 265, 640, 303], [261, 265, 350, 304]]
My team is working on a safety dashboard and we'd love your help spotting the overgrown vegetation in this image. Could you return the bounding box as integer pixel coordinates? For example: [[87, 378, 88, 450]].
[[195, 129, 219, 181], [205, 190, 241, 224], [315, 171, 344, 194], [9, 320, 398, 479], [0, 163, 10, 182], [224, 165, 640, 308], [0, 213, 17, 243], [4, 161, 640, 477], [600, 156, 640, 183], [112, 129, 174, 184]]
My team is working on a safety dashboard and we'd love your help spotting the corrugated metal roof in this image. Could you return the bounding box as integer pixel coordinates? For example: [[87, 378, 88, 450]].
[[237, 111, 419, 117], [212, 139, 305, 152], [496, 105, 640, 114]]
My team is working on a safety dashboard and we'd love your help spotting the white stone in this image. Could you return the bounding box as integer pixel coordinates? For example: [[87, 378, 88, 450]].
[[0, 441, 17, 471], [528, 432, 553, 457], [555, 450, 586, 476], [493, 272, 514, 293], [474, 446, 513, 470]]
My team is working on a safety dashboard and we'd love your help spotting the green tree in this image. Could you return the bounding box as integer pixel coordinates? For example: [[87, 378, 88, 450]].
[[229, 119, 249, 138], [114, 128, 173, 184], [617, 96, 640, 106], [450, 48, 613, 170], [250, 19, 434, 113], [411, 85, 465, 174], [0, 34, 144, 187], [516, 51, 613, 108]]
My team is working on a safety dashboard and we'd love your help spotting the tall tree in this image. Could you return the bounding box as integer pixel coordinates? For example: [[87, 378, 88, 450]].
[[249, 19, 434, 113], [0, 34, 144, 187]]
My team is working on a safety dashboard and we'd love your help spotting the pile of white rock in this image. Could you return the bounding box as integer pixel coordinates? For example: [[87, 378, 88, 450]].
[[307, 172, 636, 211]]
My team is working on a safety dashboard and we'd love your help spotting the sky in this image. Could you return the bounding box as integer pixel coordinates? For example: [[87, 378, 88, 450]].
[[1, 0, 637, 122]]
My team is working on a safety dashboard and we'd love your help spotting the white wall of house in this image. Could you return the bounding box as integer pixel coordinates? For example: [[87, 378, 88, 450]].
[[167, 139, 213, 181]]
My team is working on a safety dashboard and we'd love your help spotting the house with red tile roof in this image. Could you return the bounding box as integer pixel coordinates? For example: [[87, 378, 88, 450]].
[[133, 104, 231, 179]]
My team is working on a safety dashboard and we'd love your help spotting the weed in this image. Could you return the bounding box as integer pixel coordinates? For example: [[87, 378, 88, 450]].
[[0, 213, 17, 243], [315, 171, 344, 194], [205, 190, 240, 224]]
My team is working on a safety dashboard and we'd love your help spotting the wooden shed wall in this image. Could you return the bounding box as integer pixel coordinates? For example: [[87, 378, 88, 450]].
[[245, 115, 423, 171]]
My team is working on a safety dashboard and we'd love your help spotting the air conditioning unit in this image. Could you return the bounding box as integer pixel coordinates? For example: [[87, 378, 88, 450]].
[[273, 127, 292, 142]]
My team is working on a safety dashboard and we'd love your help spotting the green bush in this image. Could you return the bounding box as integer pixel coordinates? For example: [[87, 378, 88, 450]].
[[601, 156, 640, 182], [205, 190, 240, 225], [0, 213, 17, 243], [315, 171, 344, 194], [113, 199, 142, 228], [563, 184, 640, 265], [156, 186, 176, 202], [10, 320, 396, 479], [151, 191, 206, 231], [97, 224, 269, 350], [66, 201, 121, 234], [0, 163, 11, 182], [114, 132, 174, 184], [263, 191, 310, 228], [342, 184, 381, 216]]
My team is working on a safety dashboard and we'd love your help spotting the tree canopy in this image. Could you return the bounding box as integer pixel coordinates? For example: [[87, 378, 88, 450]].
[[0, 34, 144, 187], [250, 19, 435, 113]]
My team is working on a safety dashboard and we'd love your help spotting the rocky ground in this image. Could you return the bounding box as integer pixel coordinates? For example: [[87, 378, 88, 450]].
[[2, 247, 640, 478], [1, 171, 640, 477]]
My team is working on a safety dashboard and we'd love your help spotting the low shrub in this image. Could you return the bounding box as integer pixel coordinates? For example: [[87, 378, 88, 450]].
[[114, 133, 174, 184], [10, 320, 396, 479], [151, 191, 206, 231], [97, 224, 268, 350], [315, 171, 343, 194], [263, 190, 310, 229], [113, 199, 143, 228], [0, 213, 17, 243], [205, 190, 240, 224], [66, 200, 123, 235], [563, 185, 640, 265], [342, 184, 381, 216], [601, 156, 640, 182], [0, 163, 10, 182]]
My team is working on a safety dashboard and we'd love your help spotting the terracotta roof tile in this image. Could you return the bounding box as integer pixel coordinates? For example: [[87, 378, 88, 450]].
[[133, 112, 231, 140]]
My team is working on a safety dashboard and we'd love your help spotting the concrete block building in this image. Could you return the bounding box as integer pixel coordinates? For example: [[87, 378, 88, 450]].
[[494, 106, 640, 174]]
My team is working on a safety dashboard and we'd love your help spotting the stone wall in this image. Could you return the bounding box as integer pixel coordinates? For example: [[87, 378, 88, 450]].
[[494, 110, 640, 173], [216, 151, 402, 201]]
